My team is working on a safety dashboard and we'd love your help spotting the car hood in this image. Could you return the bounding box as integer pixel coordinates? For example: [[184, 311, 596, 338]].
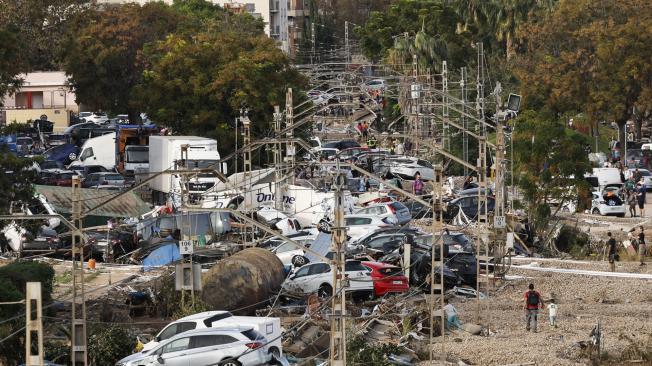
[[117, 350, 150, 364]]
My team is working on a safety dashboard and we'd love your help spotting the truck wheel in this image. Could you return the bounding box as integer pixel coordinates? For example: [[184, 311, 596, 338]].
[[291, 255, 308, 267]]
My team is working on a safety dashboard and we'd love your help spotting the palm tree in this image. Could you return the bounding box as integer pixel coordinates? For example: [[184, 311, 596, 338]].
[[388, 20, 448, 73]]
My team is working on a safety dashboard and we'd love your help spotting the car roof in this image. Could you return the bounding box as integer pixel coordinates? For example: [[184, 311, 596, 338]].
[[175, 310, 231, 322]]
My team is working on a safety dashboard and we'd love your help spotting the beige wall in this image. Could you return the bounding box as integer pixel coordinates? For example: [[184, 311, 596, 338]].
[[5, 109, 70, 132]]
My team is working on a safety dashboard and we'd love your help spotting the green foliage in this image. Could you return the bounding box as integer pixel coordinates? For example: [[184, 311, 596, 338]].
[[136, 24, 306, 154], [63, 2, 181, 120], [0, 261, 55, 365], [0, 149, 37, 215], [512, 111, 591, 238], [356, 0, 475, 68], [515, 0, 652, 147], [88, 326, 135, 366], [0, 26, 25, 103], [346, 335, 404, 365], [0, 0, 90, 72]]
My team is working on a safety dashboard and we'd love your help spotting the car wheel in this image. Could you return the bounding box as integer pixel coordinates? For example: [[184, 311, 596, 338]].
[[562, 206, 570, 213], [592, 208, 600, 215], [317, 219, 331, 233], [269, 347, 281, 358], [219, 359, 242, 366], [291, 255, 308, 267], [318, 284, 333, 298], [68, 152, 77, 161]]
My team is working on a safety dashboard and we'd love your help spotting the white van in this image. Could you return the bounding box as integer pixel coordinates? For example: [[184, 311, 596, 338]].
[[591, 168, 621, 193], [69, 132, 116, 171]]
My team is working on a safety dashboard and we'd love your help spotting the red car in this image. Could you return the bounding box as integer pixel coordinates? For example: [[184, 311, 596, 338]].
[[362, 261, 409, 297]]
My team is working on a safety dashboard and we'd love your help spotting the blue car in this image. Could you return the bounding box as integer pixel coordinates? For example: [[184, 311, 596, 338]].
[[42, 143, 80, 165]]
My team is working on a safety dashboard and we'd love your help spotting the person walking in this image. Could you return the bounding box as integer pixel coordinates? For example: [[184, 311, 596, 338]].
[[547, 298, 558, 328], [607, 231, 617, 272], [362, 121, 369, 139], [524, 283, 543, 333], [412, 172, 424, 196], [628, 189, 637, 217], [637, 183, 646, 218], [639, 226, 646, 266]]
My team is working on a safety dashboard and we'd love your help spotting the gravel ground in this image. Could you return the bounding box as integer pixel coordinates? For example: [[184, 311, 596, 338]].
[[435, 262, 652, 365]]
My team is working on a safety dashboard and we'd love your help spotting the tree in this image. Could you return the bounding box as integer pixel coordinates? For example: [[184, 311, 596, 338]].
[[356, 0, 474, 69], [0, 26, 25, 103], [62, 2, 181, 121], [135, 21, 306, 155], [0, 148, 37, 215], [512, 111, 591, 252], [0, 0, 91, 71], [515, 0, 652, 151]]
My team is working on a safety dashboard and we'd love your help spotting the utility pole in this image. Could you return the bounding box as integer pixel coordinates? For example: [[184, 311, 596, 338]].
[[412, 53, 419, 152], [71, 176, 87, 366], [442, 61, 450, 151], [344, 21, 350, 65], [311, 22, 315, 65], [285, 88, 295, 182], [461, 67, 469, 177], [25, 282, 43, 366], [428, 166, 445, 362], [329, 164, 347, 366], [273, 105, 283, 211]]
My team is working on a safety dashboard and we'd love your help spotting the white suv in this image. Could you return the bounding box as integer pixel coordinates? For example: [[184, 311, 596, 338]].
[[117, 327, 270, 366], [282, 260, 374, 298], [355, 202, 412, 225], [141, 311, 282, 357]]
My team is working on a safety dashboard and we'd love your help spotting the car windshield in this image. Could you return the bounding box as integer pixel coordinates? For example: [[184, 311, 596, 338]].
[[126, 147, 149, 163], [49, 135, 67, 141]]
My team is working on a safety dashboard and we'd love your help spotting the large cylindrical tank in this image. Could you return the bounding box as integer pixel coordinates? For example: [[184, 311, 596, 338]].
[[201, 247, 285, 315]]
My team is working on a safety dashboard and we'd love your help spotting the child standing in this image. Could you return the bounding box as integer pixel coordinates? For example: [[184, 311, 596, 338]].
[[547, 298, 558, 328]]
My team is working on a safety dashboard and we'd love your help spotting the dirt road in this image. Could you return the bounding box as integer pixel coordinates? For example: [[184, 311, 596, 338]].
[[442, 260, 652, 365]]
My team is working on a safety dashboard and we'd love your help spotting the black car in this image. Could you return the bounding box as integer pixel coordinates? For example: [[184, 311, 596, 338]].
[[322, 139, 360, 150], [444, 195, 496, 222]]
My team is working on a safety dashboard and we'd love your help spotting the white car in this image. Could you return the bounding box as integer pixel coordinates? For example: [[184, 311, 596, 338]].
[[307, 90, 334, 105], [382, 157, 435, 181], [354, 202, 412, 225], [591, 189, 626, 217], [140, 311, 282, 357], [272, 238, 315, 267], [343, 214, 394, 242], [254, 206, 301, 235], [282, 260, 374, 298], [117, 327, 270, 366], [82, 112, 109, 124], [625, 168, 652, 189]]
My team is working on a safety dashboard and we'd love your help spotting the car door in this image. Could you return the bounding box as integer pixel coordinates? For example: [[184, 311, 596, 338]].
[[186, 334, 241, 365], [284, 265, 312, 293], [345, 261, 372, 291], [303, 263, 331, 292], [156, 337, 191, 366]]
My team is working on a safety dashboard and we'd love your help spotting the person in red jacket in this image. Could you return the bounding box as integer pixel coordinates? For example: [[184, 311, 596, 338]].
[[524, 283, 544, 332]]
